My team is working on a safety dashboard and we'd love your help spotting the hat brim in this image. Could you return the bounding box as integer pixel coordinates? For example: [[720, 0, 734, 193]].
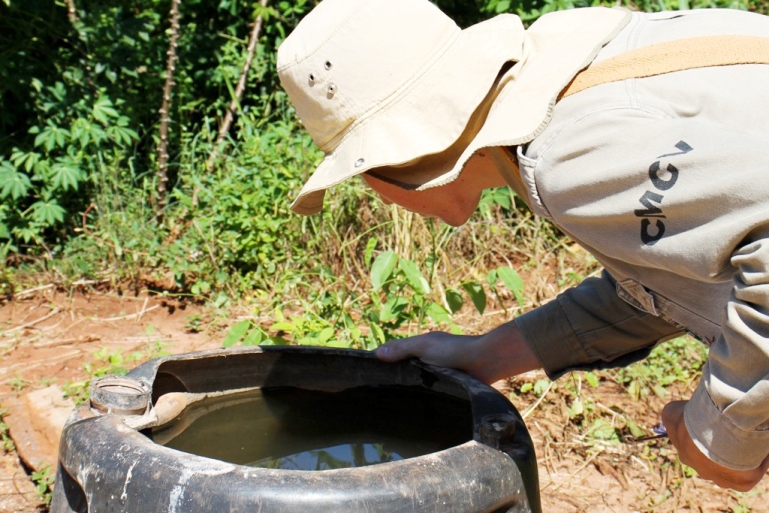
[[290, 14, 525, 215]]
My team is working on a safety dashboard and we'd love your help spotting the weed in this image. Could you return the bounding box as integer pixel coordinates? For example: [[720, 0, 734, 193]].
[[0, 407, 16, 452], [617, 336, 707, 400], [62, 341, 171, 405], [7, 376, 26, 392], [31, 465, 54, 506]]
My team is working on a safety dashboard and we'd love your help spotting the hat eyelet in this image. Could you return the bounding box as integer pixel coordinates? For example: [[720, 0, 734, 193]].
[[324, 60, 333, 70], [308, 73, 316, 86], [354, 158, 365, 168], [327, 83, 337, 98]]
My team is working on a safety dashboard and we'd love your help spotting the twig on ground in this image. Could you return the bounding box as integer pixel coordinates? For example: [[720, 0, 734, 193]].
[[12, 284, 54, 300], [2, 308, 62, 335], [137, 296, 150, 322], [522, 380, 554, 419], [100, 305, 160, 322]]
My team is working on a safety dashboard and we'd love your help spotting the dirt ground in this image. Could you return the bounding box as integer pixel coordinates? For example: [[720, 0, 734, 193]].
[[0, 287, 767, 512]]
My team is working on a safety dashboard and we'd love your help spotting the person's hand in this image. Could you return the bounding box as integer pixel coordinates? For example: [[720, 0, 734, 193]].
[[374, 321, 540, 384], [661, 400, 769, 492]]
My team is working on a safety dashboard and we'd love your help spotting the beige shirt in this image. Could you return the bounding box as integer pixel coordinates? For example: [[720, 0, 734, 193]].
[[513, 8, 769, 470]]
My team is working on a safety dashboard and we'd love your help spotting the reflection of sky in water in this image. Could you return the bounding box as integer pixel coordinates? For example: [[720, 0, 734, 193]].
[[249, 443, 403, 470]]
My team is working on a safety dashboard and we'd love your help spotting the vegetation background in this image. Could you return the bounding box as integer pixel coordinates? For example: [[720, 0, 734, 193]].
[[1, 0, 769, 510]]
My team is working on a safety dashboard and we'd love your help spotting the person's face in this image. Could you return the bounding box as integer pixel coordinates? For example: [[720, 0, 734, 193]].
[[362, 152, 509, 227]]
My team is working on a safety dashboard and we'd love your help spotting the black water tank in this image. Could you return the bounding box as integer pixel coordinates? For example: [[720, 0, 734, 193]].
[[51, 347, 541, 513]]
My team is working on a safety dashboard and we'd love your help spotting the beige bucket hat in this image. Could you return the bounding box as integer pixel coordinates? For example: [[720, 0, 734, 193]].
[[278, 0, 630, 215]]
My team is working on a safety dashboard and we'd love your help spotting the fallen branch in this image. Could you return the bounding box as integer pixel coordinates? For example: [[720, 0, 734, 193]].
[[205, 0, 269, 173]]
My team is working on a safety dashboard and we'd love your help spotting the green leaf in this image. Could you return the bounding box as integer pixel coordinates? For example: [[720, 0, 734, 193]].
[[497, 266, 525, 305], [369, 322, 386, 344], [242, 328, 264, 346], [270, 321, 295, 332], [50, 161, 83, 191], [371, 251, 398, 291], [30, 200, 65, 225], [533, 378, 550, 397], [399, 258, 429, 294], [364, 237, 377, 268], [315, 327, 335, 345], [92, 96, 120, 124], [520, 382, 533, 394], [0, 163, 31, 200], [461, 281, 486, 314], [625, 418, 646, 439], [568, 397, 584, 417], [223, 320, 252, 347], [589, 418, 619, 441], [380, 296, 408, 323], [425, 302, 451, 325], [585, 371, 600, 388], [445, 288, 464, 314]]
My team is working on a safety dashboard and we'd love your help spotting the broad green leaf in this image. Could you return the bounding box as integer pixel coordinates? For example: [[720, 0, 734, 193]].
[[223, 320, 252, 348], [497, 266, 524, 293], [589, 418, 619, 441], [486, 269, 497, 286], [498, 266, 525, 306], [369, 323, 386, 344], [0, 221, 9, 239], [31, 200, 65, 225], [533, 378, 550, 397], [50, 161, 83, 191], [461, 281, 486, 314], [625, 418, 646, 439], [315, 327, 335, 345], [242, 328, 264, 346], [425, 302, 451, 325], [568, 397, 584, 417], [371, 251, 397, 291], [0, 164, 31, 200], [399, 258, 429, 294], [92, 96, 120, 124], [270, 321, 295, 332], [520, 383, 533, 394], [380, 296, 408, 323], [445, 288, 464, 314], [10, 150, 39, 173], [585, 371, 600, 388]]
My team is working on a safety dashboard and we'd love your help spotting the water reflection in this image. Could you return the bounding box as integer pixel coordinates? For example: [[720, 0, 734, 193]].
[[151, 386, 472, 470], [251, 442, 401, 470]]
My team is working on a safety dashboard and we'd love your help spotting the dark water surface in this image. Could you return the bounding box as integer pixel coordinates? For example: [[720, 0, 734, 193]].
[[150, 386, 473, 470]]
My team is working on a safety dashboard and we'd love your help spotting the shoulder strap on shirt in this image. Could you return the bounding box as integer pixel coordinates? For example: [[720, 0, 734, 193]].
[[560, 35, 769, 99]]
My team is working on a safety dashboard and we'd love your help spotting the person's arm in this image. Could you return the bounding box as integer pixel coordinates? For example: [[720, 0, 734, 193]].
[[376, 271, 681, 382]]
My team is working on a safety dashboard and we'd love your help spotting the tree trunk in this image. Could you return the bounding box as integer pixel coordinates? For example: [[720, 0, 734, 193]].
[[155, 0, 182, 220]]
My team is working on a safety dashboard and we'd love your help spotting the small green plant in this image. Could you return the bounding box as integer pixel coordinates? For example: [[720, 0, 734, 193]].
[[31, 464, 54, 506], [62, 342, 170, 404], [0, 407, 16, 452], [7, 376, 26, 392], [617, 336, 707, 400]]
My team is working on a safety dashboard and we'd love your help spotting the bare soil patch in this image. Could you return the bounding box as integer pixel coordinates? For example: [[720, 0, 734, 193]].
[[0, 289, 767, 512]]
